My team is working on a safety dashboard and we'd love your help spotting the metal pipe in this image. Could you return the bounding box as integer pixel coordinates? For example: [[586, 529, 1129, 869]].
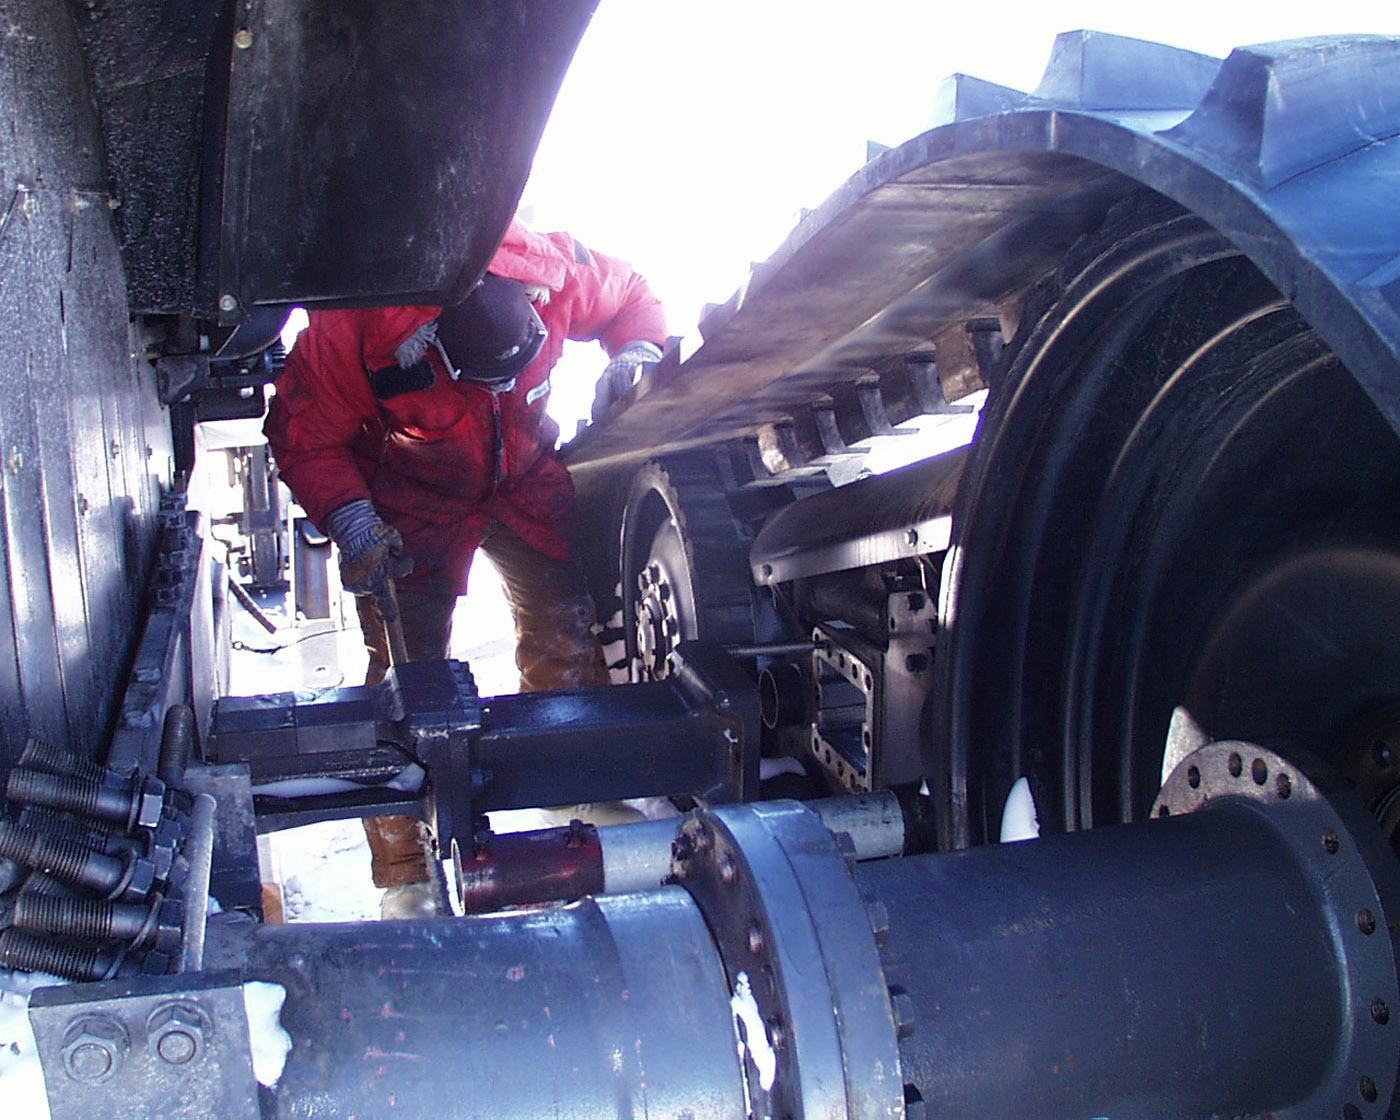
[[247, 890, 745, 1118], [858, 803, 1362, 1119], [724, 640, 817, 659], [227, 575, 278, 635], [461, 792, 910, 912], [178, 793, 217, 972]]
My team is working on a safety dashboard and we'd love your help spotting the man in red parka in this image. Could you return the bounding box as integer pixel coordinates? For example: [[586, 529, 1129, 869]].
[[265, 217, 667, 915]]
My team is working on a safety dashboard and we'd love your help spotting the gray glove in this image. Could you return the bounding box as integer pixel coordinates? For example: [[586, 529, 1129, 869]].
[[591, 340, 664, 420], [323, 499, 414, 607]]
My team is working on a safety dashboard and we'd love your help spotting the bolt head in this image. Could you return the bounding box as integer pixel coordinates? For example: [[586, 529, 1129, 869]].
[[147, 1002, 208, 1066], [747, 923, 766, 957], [61, 1016, 128, 1083], [233, 28, 253, 48], [890, 989, 916, 1039], [719, 856, 738, 885], [866, 899, 890, 946], [218, 294, 238, 313]]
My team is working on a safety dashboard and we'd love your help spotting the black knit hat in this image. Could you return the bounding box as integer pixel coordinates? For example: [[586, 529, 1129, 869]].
[[436, 273, 547, 384]]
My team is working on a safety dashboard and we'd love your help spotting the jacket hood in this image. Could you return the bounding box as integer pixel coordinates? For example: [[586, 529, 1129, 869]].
[[488, 218, 571, 290]]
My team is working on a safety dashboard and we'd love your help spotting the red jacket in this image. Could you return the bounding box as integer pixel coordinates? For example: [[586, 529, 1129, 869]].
[[265, 221, 667, 592]]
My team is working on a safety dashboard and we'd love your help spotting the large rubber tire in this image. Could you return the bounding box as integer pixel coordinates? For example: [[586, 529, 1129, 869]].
[[932, 191, 1400, 849]]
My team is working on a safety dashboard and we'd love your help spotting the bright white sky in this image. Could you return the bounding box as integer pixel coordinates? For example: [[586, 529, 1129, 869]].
[[525, 0, 1400, 428]]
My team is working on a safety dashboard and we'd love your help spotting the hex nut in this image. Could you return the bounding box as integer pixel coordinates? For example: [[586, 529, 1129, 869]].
[[119, 857, 157, 902], [61, 1015, 129, 1083], [866, 899, 890, 947], [135, 788, 165, 831], [147, 1002, 209, 1066]]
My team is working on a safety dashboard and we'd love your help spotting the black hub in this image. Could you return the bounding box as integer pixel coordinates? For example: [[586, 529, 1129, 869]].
[[618, 454, 764, 681]]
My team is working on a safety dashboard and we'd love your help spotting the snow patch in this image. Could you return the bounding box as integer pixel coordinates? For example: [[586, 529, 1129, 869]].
[[730, 970, 777, 1093], [243, 981, 293, 1088]]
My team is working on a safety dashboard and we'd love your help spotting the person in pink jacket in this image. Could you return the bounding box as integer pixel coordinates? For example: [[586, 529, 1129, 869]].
[[265, 218, 667, 914]]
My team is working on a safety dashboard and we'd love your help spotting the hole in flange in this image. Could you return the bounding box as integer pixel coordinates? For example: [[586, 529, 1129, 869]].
[[1157, 805, 1171, 818], [1228, 752, 1243, 778], [1187, 765, 1201, 789], [1360, 1076, 1379, 1104], [1345, 1103, 1364, 1120], [1276, 773, 1292, 800], [1359, 908, 1377, 936], [1251, 757, 1268, 785], [1323, 829, 1341, 856]]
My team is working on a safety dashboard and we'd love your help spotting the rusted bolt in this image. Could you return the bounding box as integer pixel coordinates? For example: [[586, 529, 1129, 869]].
[[1372, 997, 1390, 1026], [890, 988, 916, 1039], [767, 1018, 786, 1049], [1323, 829, 1340, 855], [147, 1002, 208, 1066], [746, 923, 765, 957], [866, 899, 890, 947], [1359, 908, 1378, 936], [61, 1015, 128, 1083], [719, 855, 738, 885]]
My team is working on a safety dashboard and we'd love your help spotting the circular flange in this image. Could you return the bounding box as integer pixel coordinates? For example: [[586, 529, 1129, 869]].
[[671, 800, 903, 1119], [1156, 741, 1400, 1118]]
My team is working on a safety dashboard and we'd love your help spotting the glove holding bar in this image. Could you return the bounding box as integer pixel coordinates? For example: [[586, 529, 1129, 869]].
[[323, 499, 414, 620]]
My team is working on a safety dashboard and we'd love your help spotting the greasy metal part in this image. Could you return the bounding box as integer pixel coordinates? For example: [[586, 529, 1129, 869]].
[[207, 642, 760, 845], [157, 704, 195, 788], [472, 640, 759, 814], [460, 792, 912, 912], [19, 738, 106, 782], [244, 891, 745, 1119], [108, 502, 218, 777], [860, 742, 1400, 1119], [673, 801, 906, 1120], [178, 794, 217, 972], [455, 819, 605, 913], [29, 974, 259, 1120], [751, 447, 965, 584], [812, 631, 877, 792], [183, 764, 262, 914], [236, 444, 282, 588], [726, 640, 816, 659], [6, 767, 167, 833], [811, 599, 933, 793]]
